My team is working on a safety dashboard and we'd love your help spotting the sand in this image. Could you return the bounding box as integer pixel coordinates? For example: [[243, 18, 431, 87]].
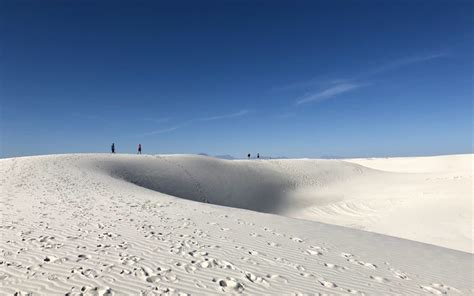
[[0, 153, 472, 295]]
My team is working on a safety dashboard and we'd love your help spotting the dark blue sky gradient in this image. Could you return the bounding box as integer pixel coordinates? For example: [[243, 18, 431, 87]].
[[1, 0, 472, 158]]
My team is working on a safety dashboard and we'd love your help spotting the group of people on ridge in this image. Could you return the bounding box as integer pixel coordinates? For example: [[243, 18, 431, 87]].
[[111, 143, 141, 154], [111, 143, 258, 159]]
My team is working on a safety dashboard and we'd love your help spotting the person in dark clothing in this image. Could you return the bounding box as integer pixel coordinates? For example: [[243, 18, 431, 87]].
[[138, 144, 142, 154], [257, 153, 260, 159], [247, 153, 251, 159], [111, 143, 115, 153]]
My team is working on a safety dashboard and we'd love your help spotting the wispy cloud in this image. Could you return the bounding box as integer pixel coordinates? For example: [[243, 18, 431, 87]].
[[273, 77, 351, 92], [200, 110, 250, 121], [365, 53, 449, 77], [296, 83, 368, 105], [139, 125, 183, 136], [140, 109, 251, 136], [142, 117, 171, 123], [291, 52, 448, 105]]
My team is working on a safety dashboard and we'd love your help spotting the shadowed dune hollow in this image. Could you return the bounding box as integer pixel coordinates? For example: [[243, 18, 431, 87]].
[[93, 154, 372, 215]]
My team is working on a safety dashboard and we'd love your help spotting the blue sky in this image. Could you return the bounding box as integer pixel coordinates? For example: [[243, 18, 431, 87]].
[[1, 0, 472, 158]]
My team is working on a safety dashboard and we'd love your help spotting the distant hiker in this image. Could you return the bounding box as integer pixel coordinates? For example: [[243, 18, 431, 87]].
[[111, 143, 115, 154], [138, 144, 142, 154], [248, 153, 251, 159], [257, 153, 260, 159]]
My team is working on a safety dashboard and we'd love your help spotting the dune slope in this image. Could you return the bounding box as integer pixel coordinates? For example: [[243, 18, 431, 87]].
[[91, 153, 472, 252], [0, 154, 472, 295]]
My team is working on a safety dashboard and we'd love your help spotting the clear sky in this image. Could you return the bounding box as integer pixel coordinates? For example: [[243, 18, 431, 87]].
[[1, 0, 473, 158]]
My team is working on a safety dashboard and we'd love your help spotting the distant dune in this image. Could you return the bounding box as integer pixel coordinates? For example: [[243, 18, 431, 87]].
[[1, 153, 472, 294]]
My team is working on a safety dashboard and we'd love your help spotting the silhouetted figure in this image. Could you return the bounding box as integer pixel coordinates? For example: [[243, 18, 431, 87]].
[[138, 144, 142, 154], [247, 153, 251, 159], [111, 143, 115, 154], [257, 153, 260, 159]]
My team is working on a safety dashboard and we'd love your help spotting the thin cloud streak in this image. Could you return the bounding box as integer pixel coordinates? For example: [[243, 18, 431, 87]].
[[293, 52, 447, 105], [296, 83, 367, 105], [140, 125, 183, 136], [140, 109, 251, 136], [272, 77, 353, 93], [366, 53, 449, 77], [284, 53, 448, 93], [200, 110, 250, 121], [142, 117, 171, 123]]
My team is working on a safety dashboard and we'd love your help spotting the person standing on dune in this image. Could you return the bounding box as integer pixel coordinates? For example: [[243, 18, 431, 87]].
[[111, 143, 115, 154], [138, 144, 142, 154]]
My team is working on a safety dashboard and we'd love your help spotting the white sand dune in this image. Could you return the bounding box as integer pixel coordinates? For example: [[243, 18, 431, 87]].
[[0, 153, 472, 295], [95, 153, 472, 252]]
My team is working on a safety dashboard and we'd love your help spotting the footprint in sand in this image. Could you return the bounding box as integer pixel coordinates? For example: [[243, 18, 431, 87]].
[[140, 286, 186, 296], [213, 277, 244, 293], [248, 250, 260, 256], [43, 255, 59, 263], [99, 275, 116, 283], [243, 271, 270, 287], [420, 286, 444, 295], [193, 279, 207, 288], [362, 262, 377, 269], [77, 254, 91, 262], [384, 262, 409, 280], [420, 283, 460, 295], [14, 291, 33, 296], [174, 261, 197, 273], [266, 274, 288, 284], [307, 245, 327, 254], [81, 268, 99, 278], [323, 263, 347, 271], [184, 264, 197, 273], [305, 249, 322, 256], [188, 250, 209, 258], [275, 257, 305, 271], [146, 270, 178, 284], [197, 258, 217, 269], [300, 272, 314, 278], [215, 259, 237, 270], [240, 256, 259, 265], [344, 288, 366, 295], [317, 278, 338, 288], [98, 232, 119, 239], [369, 275, 389, 283], [290, 237, 304, 243], [67, 286, 113, 296], [389, 268, 409, 280], [118, 253, 141, 265], [341, 253, 377, 269]]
